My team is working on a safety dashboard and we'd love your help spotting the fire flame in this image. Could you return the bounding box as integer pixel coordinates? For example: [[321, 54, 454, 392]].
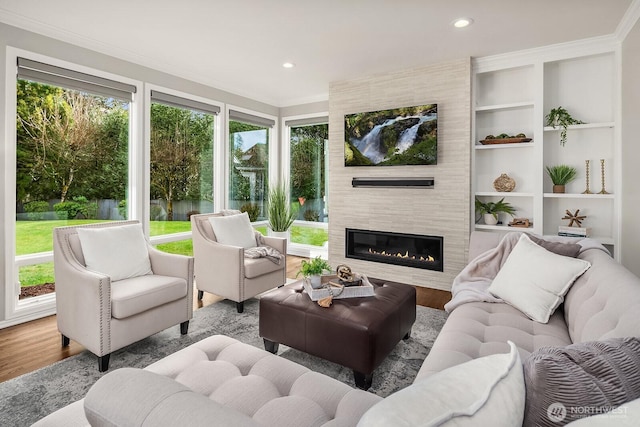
[[368, 248, 434, 262]]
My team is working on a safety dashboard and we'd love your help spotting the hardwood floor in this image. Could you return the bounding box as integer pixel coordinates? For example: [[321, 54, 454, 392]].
[[0, 255, 450, 383]]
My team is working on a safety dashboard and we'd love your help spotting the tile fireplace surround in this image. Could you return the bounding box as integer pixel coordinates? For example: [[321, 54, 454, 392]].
[[328, 58, 471, 291]]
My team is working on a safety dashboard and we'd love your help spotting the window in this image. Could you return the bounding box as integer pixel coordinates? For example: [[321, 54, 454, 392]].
[[228, 109, 275, 222], [149, 90, 219, 255], [286, 117, 329, 250], [14, 57, 135, 303]]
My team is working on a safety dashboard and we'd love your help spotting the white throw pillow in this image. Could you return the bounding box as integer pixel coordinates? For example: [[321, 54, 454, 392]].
[[357, 341, 524, 427], [488, 233, 591, 323], [208, 212, 257, 249], [77, 223, 152, 281]]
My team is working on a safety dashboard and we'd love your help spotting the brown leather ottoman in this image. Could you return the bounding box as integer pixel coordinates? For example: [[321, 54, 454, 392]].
[[259, 278, 416, 390]]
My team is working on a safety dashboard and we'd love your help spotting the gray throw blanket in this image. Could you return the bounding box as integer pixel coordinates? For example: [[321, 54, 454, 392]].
[[444, 232, 610, 313], [244, 232, 284, 265]]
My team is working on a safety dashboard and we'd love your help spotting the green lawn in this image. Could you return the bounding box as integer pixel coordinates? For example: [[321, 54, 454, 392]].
[[16, 219, 328, 287]]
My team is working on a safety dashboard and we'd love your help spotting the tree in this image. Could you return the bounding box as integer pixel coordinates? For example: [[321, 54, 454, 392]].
[[19, 89, 102, 202], [150, 104, 213, 220]]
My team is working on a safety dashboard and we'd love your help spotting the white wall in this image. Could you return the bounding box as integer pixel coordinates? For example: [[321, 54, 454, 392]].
[[328, 59, 472, 291], [621, 18, 640, 276]]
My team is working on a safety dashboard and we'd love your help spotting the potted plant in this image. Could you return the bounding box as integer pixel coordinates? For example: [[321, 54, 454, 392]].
[[475, 197, 516, 225], [545, 106, 585, 146], [545, 164, 577, 193], [297, 256, 332, 289], [267, 181, 298, 237]]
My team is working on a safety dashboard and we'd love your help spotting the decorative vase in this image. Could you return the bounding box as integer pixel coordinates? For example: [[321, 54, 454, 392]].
[[553, 184, 565, 194], [483, 214, 498, 225], [309, 275, 322, 289], [269, 230, 289, 240], [493, 173, 516, 192]]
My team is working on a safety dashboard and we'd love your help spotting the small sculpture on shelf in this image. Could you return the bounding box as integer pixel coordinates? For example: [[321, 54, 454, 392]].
[[508, 218, 531, 228], [493, 173, 516, 192], [562, 209, 586, 227]]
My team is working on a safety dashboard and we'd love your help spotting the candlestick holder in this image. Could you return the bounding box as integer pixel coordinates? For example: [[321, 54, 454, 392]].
[[582, 160, 592, 194], [598, 159, 609, 194]]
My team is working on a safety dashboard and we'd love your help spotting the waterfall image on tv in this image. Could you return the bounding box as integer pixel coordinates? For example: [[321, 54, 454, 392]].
[[344, 104, 437, 166]]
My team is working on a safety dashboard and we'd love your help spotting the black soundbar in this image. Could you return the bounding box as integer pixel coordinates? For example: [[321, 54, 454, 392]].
[[351, 177, 435, 188]]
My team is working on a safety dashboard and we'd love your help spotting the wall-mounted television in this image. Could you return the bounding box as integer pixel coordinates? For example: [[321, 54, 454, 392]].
[[344, 104, 437, 166]]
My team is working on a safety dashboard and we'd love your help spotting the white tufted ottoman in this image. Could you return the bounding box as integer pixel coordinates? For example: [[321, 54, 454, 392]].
[[33, 335, 383, 427]]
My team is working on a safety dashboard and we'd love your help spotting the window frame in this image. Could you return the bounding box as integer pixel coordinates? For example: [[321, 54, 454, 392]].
[[281, 113, 329, 258], [4, 47, 143, 325], [144, 84, 223, 246]]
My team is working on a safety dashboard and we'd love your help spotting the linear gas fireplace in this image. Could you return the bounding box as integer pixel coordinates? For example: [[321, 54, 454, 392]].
[[346, 228, 443, 272]]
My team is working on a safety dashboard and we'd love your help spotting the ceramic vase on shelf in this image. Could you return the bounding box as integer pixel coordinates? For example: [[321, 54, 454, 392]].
[[484, 214, 498, 225], [553, 184, 565, 194]]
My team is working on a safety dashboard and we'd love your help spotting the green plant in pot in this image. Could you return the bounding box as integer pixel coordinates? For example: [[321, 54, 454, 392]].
[[545, 106, 585, 146], [297, 256, 332, 289], [475, 197, 516, 226], [267, 182, 298, 235], [546, 164, 577, 194]]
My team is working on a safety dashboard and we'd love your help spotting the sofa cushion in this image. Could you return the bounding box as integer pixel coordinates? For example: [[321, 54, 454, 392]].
[[416, 301, 572, 380], [77, 223, 152, 281], [489, 233, 591, 323], [111, 275, 187, 319], [244, 257, 283, 279], [522, 337, 640, 427], [526, 233, 581, 257], [358, 341, 524, 427], [208, 212, 257, 249], [84, 368, 258, 427]]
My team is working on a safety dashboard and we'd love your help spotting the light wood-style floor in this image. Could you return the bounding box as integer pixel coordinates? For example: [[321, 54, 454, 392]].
[[0, 256, 450, 383]]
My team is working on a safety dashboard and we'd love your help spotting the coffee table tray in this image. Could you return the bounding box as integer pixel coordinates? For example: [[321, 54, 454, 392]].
[[302, 276, 375, 301]]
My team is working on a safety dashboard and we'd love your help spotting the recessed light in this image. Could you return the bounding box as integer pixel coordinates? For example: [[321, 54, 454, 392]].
[[452, 18, 473, 28], [282, 62, 295, 69]]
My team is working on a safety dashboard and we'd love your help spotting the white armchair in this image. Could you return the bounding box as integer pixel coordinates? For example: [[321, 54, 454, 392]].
[[53, 220, 194, 372], [190, 213, 286, 313]]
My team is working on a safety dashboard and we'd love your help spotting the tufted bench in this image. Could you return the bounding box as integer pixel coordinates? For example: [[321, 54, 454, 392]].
[[34, 335, 383, 427], [259, 278, 416, 390]]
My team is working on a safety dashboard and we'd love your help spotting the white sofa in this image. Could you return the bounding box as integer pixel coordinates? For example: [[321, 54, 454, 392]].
[[34, 231, 640, 426]]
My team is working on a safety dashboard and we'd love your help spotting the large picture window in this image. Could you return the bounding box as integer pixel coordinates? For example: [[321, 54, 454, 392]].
[[15, 58, 134, 301], [149, 90, 218, 255]]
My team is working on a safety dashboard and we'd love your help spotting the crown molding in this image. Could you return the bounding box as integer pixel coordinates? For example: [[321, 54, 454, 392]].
[[615, 0, 640, 41]]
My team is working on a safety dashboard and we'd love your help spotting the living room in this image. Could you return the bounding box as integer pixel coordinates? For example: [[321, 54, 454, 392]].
[[1, 1, 640, 426]]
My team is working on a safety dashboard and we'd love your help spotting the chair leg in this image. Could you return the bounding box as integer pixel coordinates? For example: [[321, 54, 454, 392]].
[[180, 320, 189, 335], [353, 371, 373, 391], [197, 290, 204, 300], [263, 339, 279, 354], [98, 354, 111, 372], [236, 301, 244, 313], [61, 334, 70, 347]]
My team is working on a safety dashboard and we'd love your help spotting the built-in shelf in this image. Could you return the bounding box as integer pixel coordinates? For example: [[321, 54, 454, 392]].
[[543, 122, 615, 132], [475, 142, 534, 150], [543, 193, 614, 199], [475, 101, 535, 112], [476, 192, 534, 197], [475, 224, 531, 231]]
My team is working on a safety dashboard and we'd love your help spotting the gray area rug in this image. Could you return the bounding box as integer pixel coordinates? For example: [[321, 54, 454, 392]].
[[0, 299, 447, 427]]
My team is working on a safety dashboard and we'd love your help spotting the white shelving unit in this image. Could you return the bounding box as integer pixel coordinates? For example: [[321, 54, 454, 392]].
[[472, 44, 620, 258]]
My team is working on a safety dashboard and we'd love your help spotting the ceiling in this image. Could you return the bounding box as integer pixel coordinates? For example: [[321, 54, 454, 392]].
[[0, 0, 635, 107]]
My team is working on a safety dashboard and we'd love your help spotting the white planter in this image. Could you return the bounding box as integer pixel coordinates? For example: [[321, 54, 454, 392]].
[[483, 213, 498, 225], [309, 275, 322, 289], [269, 230, 289, 240]]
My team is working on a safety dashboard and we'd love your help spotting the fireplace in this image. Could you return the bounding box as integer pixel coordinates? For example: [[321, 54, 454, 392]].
[[345, 228, 443, 272]]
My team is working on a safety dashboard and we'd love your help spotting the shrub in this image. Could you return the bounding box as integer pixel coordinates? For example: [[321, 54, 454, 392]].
[[54, 201, 84, 220], [118, 200, 127, 219], [303, 208, 320, 222], [240, 203, 260, 222], [23, 201, 50, 221]]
